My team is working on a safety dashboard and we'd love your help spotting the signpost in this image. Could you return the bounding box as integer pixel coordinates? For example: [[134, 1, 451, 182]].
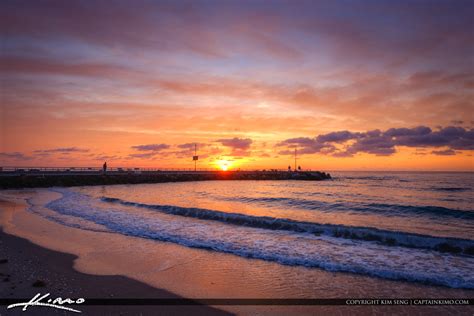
[[193, 143, 198, 171]]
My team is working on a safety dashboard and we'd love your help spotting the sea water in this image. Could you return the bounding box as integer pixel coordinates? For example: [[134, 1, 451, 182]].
[[27, 172, 474, 289]]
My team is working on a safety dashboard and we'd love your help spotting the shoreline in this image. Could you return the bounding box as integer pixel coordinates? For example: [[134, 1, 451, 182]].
[[0, 228, 231, 315], [1, 188, 473, 316]]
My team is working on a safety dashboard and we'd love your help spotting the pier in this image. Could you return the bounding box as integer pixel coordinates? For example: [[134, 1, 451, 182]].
[[0, 167, 331, 189]]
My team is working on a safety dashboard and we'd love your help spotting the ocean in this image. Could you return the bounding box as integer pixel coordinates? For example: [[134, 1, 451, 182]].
[[25, 171, 474, 291]]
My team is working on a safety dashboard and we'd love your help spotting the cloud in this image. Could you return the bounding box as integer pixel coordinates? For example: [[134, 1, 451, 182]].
[[316, 131, 360, 143], [176, 142, 209, 150], [384, 126, 432, 137], [127, 152, 160, 159], [393, 127, 474, 150], [91, 154, 122, 161], [1, 1, 473, 169], [344, 130, 396, 156], [431, 149, 457, 156], [0, 152, 32, 160], [34, 147, 89, 153], [0, 57, 134, 79], [277, 137, 336, 155], [177, 143, 197, 149], [169, 143, 210, 159], [217, 138, 253, 150], [128, 143, 171, 159], [277, 126, 474, 157], [216, 137, 253, 157], [131, 144, 170, 151]]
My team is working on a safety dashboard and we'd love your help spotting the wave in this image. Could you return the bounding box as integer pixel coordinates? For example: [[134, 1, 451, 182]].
[[362, 202, 474, 219], [41, 189, 474, 289], [431, 187, 471, 192], [219, 196, 474, 220], [341, 176, 399, 181], [102, 196, 474, 255]]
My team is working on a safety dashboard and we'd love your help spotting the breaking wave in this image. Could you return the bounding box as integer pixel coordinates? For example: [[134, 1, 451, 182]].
[[38, 189, 474, 289], [102, 196, 474, 255]]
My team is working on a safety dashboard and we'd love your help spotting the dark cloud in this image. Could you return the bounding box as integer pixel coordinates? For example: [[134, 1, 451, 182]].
[[278, 126, 474, 157], [277, 137, 335, 155], [171, 143, 211, 159], [384, 126, 431, 137], [34, 147, 89, 153], [127, 152, 159, 159], [217, 138, 252, 150], [3, 0, 471, 73], [176, 143, 208, 150], [316, 131, 360, 143], [131, 144, 170, 152], [278, 137, 316, 146], [345, 131, 396, 156], [431, 149, 457, 156], [216, 137, 253, 157], [394, 126, 473, 149], [128, 143, 171, 159], [91, 154, 121, 161], [0, 152, 32, 160], [0, 57, 133, 79]]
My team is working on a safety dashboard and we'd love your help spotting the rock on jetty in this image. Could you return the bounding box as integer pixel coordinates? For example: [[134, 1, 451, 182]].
[[0, 170, 331, 189]]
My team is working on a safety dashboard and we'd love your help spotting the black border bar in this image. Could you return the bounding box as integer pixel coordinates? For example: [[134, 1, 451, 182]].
[[1, 298, 472, 306]]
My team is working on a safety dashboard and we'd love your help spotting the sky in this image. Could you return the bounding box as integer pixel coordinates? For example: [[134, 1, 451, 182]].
[[1, 0, 473, 171]]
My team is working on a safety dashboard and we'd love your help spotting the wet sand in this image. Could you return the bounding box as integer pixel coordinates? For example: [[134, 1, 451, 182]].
[[0, 229, 231, 315]]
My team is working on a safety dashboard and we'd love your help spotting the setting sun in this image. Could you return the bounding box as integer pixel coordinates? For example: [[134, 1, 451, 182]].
[[216, 160, 230, 171]]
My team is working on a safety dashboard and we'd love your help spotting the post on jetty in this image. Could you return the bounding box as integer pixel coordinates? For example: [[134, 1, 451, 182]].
[[294, 147, 298, 172], [193, 143, 199, 172]]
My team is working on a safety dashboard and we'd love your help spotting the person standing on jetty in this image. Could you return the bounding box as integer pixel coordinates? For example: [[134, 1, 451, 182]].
[[103, 161, 107, 174]]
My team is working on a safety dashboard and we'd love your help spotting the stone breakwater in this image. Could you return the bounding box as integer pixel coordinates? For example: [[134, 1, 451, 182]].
[[0, 171, 331, 189]]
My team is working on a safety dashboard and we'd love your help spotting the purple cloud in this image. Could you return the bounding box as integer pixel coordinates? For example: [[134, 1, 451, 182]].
[[131, 144, 170, 152], [431, 149, 457, 156], [34, 147, 89, 154], [128, 152, 159, 159], [316, 131, 360, 143], [176, 143, 209, 150], [384, 126, 432, 137], [0, 152, 32, 160], [345, 131, 396, 156], [278, 126, 474, 157], [277, 137, 336, 155], [217, 138, 253, 150], [394, 127, 474, 150]]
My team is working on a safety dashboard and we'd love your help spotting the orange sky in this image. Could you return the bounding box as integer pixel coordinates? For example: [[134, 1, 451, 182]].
[[1, 1, 473, 171]]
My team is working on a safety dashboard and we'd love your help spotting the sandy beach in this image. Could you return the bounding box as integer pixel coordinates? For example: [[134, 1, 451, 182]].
[[0, 196, 230, 315], [0, 229, 231, 315]]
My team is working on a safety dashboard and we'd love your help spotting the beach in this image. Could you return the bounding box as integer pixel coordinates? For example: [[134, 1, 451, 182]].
[[0, 229, 231, 315], [0, 197, 232, 315], [0, 173, 473, 315]]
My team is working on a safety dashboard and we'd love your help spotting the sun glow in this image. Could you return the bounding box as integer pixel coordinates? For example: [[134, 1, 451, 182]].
[[216, 159, 231, 171]]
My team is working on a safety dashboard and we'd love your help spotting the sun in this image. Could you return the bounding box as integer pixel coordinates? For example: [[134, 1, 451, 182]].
[[216, 159, 230, 171]]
